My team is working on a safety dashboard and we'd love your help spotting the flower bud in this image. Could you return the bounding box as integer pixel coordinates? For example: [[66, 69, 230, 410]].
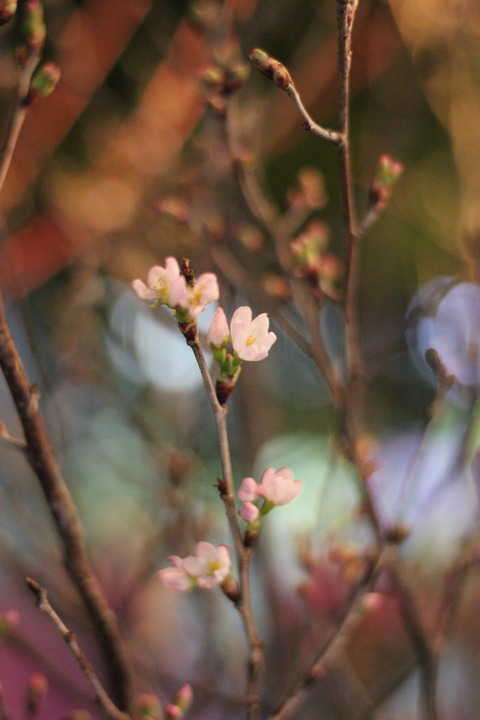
[[133, 693, 162, 719], [25, 61, 61, 105], [16, 0, 46, 65], [249, 48, 292, 90], [0, 0, 17, 25], [368, 154, 404, 211], [25, 673, 48, 714]]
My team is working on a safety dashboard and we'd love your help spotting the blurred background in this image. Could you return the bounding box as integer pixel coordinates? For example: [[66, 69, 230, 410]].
[[1, 0, 480, 718]]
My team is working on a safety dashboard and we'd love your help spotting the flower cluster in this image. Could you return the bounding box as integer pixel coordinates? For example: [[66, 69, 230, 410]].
[[158, 541, 233, 594], [132, 257, 219, 324], [207, 306, 277, 403], [291, 221, 343, 299], [238, 467, 302, 532]]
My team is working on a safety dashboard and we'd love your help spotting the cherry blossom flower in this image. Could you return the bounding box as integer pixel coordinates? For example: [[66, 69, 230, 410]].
[[132, 257, 187, 307], [207, 307, 230, 348], [256, 467, 302, 506], [157, 555, 194, 592], [181, 272, 219, 317], [157, 542, 232, 592], [230, 306, 277, 361]]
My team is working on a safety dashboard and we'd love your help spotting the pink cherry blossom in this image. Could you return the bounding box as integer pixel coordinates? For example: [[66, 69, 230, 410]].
[[230, 306, 277, 361], [238, 476, 258, 502], [132, 257, 187, 307], [158, 542, 232, 591], [239, 501, 260, 524], [157, 555, 194, 592], [180, 272, 219, 317], [182, 541, 231, 589], [256, 467, 302, 505], [207, 306, 230, 347]]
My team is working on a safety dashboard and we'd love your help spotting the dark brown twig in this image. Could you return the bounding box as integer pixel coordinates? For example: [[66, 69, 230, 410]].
[[26, 578, 129, 720], [0, 295, 131, 710]]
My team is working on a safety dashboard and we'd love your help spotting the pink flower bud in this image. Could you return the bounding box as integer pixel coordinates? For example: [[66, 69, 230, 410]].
[[238, 476, 258, 502], [207, 307, 230, 348], [133, 692, 162, 719], [239, 501, 260, 524]]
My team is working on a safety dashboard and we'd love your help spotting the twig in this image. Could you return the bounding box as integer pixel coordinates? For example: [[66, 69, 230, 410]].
[[388, 558, 438, 720], [25, 578, 129, 720], [0, 294, 132, 710], [186, 328, 264, 720], [267, 546, 385, 720], [284, 82, 341, 143], [0, 420, 28, 452], [0, 51, 40, 195]]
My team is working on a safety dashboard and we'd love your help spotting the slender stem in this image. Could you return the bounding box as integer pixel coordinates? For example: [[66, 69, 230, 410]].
[[0, 295, 132, 710], [0, 53, 40, 195], [284, 83, 341, 143], [186, 329, 264, 719], [268, 547, 385, 720], [26, 579, 129, 720]]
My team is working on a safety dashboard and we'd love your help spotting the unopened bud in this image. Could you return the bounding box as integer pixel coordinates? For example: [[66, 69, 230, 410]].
[[165, 684, 193, 719], [133, 693, 162, 719], [0, 0, 17, 25], [369, 154, 404, 211], [17, 0, 46, 65], [25, 61, 60, 104], [25, 673, 48, 713], [249, 48, 292, 90]]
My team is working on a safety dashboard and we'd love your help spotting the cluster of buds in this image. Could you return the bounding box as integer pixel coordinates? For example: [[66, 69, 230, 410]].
[[200, 61, 250, 117], [207, 306, 277, 404], [238, 467, 302, 543], [132, 257, 219, 335], [16, 0, 46, 65], [368, 154, 404, 212], [158, 541, 237, 600], [290, 221, 343, 299], [249, 48, 292, 90]]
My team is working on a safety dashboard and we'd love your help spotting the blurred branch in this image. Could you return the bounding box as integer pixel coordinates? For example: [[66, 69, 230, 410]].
[[26, 578, 129, 720], [0, 292, 132, 710]]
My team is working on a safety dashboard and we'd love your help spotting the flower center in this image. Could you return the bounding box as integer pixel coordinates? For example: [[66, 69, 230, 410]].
[[246, 333, 256, 347], [153, 278, 169, 299]]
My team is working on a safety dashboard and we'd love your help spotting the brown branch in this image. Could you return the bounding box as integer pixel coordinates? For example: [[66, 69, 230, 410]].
[[26, 578, 129, 720], [0, 294, 131, 710], [185, 327, 264, 720]]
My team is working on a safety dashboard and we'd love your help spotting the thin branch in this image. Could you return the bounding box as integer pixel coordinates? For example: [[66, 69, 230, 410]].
[[267, 546, 386, 720], [0, 420, 28, 452], [0, 52, 40, 195], [0, 294, 132, 710], [388, 559, 438, 720], [26, 578, 129, 720], [284, 82, 341, 144], [185, 328, 264, 720]]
